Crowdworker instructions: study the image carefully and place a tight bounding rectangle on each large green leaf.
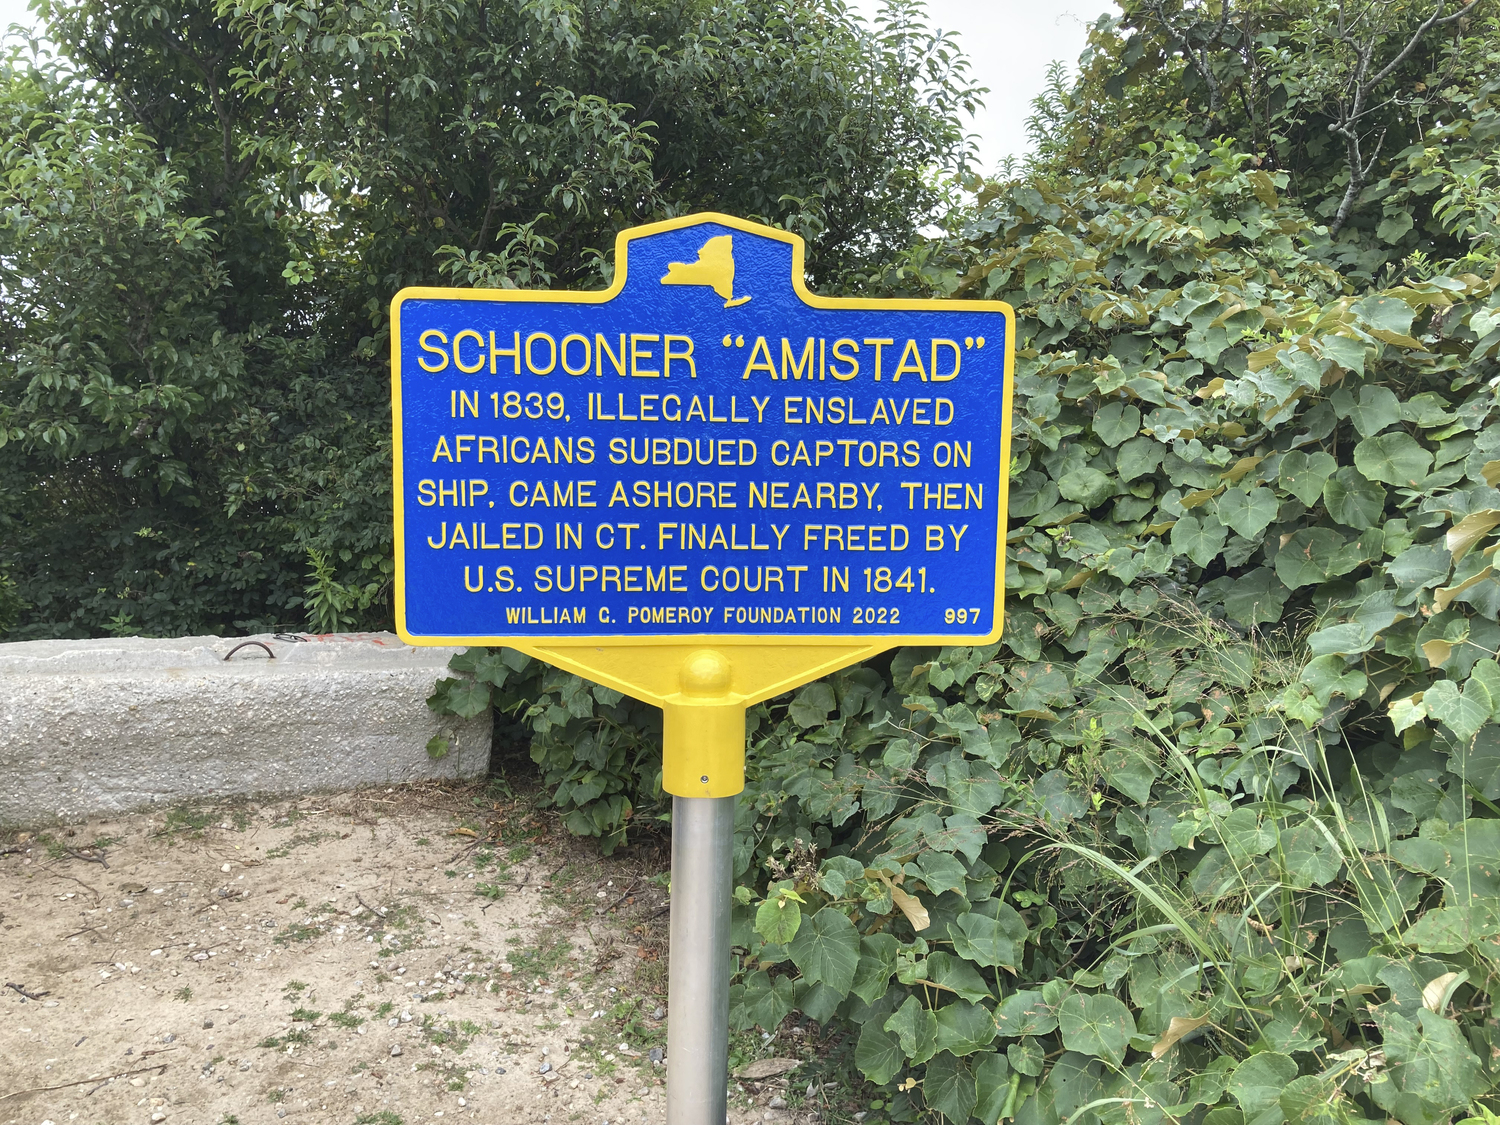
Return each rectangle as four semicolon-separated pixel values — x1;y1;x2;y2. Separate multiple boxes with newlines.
950;905;1028;970
1057;993;1134;1067
856;1019;904;1084
851;934;901;1003
1171;513;1228;567
1354;431;1433;487
886;994;939;1064
934;1000;999;1056
1278;450;1337;506
1094;401;1142;447
1217;485;1279;540
787;907;860;996
1274;528;1362;589
993;990;1058;1037
1227;1052;1297;1119
925;1051;979;1122
1322;466;1386;527
1347;384;1402;437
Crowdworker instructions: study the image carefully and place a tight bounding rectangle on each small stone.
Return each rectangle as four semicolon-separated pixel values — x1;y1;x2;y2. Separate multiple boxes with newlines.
539;1062;551;1073
495;1067;506;1075
768;1097;787;1109
150;1114;167;1123
202;1019;214;1029
390;1045;402;1058
130;1078;146;1087
238;1059;252;1072
648;1047;664;1064
160;1033;175;1043
220;864;231;873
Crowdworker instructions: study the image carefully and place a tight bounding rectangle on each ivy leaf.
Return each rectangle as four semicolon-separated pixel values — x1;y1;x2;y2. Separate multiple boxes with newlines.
1116;435;1164;482
855;1020;904;1084
1354;432;1433;487
1227;1052;1298;1119
1058;992;1134;1067
1322;466;1386;528
1352;294;1417;336
756;892;804;946
925;1051;979;1122
927;951;994;1003
950;905;1028;970
739;970;796;1032
1216;485;1279;540
1058;466;1113;508
934;1001;999;1056
1278;450;1337;506
851;934;901;1004
1221;568;1290;626
1094;401;1141;447
434;677;490;719
1301;654;1368;706
1274;528;1362;589
885;994;938;1063
1170;513;1228;567
1423;677;1491;742
787;907;860;996
789;682;836;727
917;851;970;895
1347;384;1402;437
974;1051;1013;1124
993;990;1058;1037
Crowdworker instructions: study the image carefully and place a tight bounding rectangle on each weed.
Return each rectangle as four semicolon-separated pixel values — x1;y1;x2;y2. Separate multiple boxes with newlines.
376;1001;396;1017
173;986;193;1002
330;1011;365;1029
158;806;216;839
354;1114;403;1125
267;1090;287;1104
265;831;336;859
289;1008;322;1022
274;922;322;945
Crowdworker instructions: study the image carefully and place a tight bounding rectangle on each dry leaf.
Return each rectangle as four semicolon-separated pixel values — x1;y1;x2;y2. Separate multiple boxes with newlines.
449;828;478;838
1446;510;1500;562
1421;638;1453;668
1181;487;1222;510
1151;1014;1210;1058
1483;460;1500;488
890;886;930;932
1435;567;1493;613
1422;970;1466;1013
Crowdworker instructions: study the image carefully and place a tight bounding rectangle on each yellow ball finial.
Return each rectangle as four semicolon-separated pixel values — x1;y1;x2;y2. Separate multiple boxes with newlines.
680;649;731;697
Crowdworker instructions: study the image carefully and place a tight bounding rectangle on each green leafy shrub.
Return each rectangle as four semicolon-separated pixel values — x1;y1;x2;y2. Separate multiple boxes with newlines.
429;72;1500;1125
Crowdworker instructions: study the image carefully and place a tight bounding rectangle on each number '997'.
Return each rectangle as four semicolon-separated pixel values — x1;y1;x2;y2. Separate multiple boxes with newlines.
945;608;982;625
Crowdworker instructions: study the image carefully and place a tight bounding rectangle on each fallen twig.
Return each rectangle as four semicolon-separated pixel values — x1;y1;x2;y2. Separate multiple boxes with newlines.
1;1062;168;1102
64;847;109;869
4;982;48;1001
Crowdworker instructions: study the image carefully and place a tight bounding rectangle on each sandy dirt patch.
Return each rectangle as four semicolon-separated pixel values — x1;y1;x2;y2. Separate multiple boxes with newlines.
0;783;833;1125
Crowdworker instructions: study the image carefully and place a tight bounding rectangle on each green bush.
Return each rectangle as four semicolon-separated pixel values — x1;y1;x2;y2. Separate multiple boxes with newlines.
429;11;1500;1120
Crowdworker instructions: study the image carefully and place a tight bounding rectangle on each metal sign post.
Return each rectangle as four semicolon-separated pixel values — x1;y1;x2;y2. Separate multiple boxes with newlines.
390;213;1013;1123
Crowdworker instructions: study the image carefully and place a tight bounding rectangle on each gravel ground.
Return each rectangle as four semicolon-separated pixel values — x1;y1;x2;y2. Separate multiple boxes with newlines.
0;782;830;1125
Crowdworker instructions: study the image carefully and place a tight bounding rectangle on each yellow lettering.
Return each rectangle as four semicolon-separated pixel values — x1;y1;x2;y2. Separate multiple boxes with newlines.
418;330;449;372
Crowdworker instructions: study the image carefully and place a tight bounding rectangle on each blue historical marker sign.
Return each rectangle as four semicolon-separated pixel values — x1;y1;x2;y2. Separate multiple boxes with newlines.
392;214;1014;645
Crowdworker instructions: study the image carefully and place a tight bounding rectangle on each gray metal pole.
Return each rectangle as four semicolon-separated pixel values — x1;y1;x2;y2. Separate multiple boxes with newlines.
666;793;736;1125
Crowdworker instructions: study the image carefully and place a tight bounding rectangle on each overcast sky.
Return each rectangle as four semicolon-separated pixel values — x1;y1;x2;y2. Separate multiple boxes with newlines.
0;0;1111;170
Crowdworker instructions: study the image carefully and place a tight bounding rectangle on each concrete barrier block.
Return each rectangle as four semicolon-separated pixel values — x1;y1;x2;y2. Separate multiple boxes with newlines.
0;632;491;826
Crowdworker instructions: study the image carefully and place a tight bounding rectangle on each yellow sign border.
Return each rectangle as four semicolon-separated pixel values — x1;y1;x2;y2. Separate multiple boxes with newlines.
391;212;1015;694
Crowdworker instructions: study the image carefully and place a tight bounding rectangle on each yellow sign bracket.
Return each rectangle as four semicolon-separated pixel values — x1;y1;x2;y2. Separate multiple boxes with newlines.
513;642;886;796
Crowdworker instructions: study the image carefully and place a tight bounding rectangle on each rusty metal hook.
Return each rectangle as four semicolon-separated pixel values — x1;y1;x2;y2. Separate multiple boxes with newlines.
223;641;275;661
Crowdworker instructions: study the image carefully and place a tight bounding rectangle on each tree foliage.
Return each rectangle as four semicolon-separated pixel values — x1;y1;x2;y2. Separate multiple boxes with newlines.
0;0;977;637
